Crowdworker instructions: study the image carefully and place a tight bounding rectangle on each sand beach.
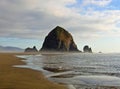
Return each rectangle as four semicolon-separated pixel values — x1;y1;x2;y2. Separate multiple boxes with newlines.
0;53;67;89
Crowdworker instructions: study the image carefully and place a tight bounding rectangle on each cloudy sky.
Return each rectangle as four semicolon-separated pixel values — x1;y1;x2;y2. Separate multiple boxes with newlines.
0;0;120;53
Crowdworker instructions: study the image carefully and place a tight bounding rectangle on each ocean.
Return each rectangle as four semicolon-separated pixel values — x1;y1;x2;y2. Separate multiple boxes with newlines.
15;53;120;89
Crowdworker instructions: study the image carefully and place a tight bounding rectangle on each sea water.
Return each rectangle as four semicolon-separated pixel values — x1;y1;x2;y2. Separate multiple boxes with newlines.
15;53;120;89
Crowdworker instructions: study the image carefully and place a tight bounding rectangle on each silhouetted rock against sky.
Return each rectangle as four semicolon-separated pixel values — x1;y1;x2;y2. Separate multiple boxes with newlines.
83;45;92;53
40;26;79;52
25;46;38;52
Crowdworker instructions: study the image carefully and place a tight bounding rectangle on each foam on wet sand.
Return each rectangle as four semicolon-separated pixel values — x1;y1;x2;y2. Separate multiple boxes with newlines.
0;53;67;89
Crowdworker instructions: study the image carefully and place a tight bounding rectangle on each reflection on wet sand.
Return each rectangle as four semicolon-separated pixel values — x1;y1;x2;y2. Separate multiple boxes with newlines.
17;53;120;89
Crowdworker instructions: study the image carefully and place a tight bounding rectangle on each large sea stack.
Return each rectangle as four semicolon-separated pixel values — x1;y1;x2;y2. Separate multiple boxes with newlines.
40;26;79;52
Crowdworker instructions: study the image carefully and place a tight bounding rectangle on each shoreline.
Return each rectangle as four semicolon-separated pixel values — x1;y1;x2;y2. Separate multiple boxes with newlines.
16;52;120;89
0;53;67;89
1;52;120;89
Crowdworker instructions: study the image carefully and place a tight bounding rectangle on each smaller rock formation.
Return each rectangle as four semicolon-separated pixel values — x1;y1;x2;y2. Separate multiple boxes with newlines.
99;51;102;53
83;45;92;53
24;46;38;52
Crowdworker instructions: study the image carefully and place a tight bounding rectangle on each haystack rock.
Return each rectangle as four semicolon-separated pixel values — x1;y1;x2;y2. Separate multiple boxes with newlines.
83;45;92;53
25;46;38;52
40;26;79;52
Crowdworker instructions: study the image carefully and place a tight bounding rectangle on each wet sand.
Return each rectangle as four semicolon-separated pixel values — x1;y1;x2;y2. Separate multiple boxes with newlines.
0;53;67;89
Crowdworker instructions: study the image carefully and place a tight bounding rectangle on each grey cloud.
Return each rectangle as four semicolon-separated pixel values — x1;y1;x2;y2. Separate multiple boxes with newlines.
0;0;120;40
0;8;69;39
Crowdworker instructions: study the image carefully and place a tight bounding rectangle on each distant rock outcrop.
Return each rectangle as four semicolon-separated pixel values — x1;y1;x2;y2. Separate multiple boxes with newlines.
83;45;92;53
40;26;79;52
24;46;38;52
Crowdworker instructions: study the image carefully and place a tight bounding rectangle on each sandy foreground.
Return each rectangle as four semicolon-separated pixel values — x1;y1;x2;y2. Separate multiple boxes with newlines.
0;53;67;89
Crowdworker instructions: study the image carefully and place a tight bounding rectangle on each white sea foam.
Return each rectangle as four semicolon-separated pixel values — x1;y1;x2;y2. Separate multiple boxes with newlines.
73;75;120;86
15;53;120;88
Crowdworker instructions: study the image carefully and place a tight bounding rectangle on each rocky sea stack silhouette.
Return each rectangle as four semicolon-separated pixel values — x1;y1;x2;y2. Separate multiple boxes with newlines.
83;45;92;53
40;26;79;52
25;46;38;52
